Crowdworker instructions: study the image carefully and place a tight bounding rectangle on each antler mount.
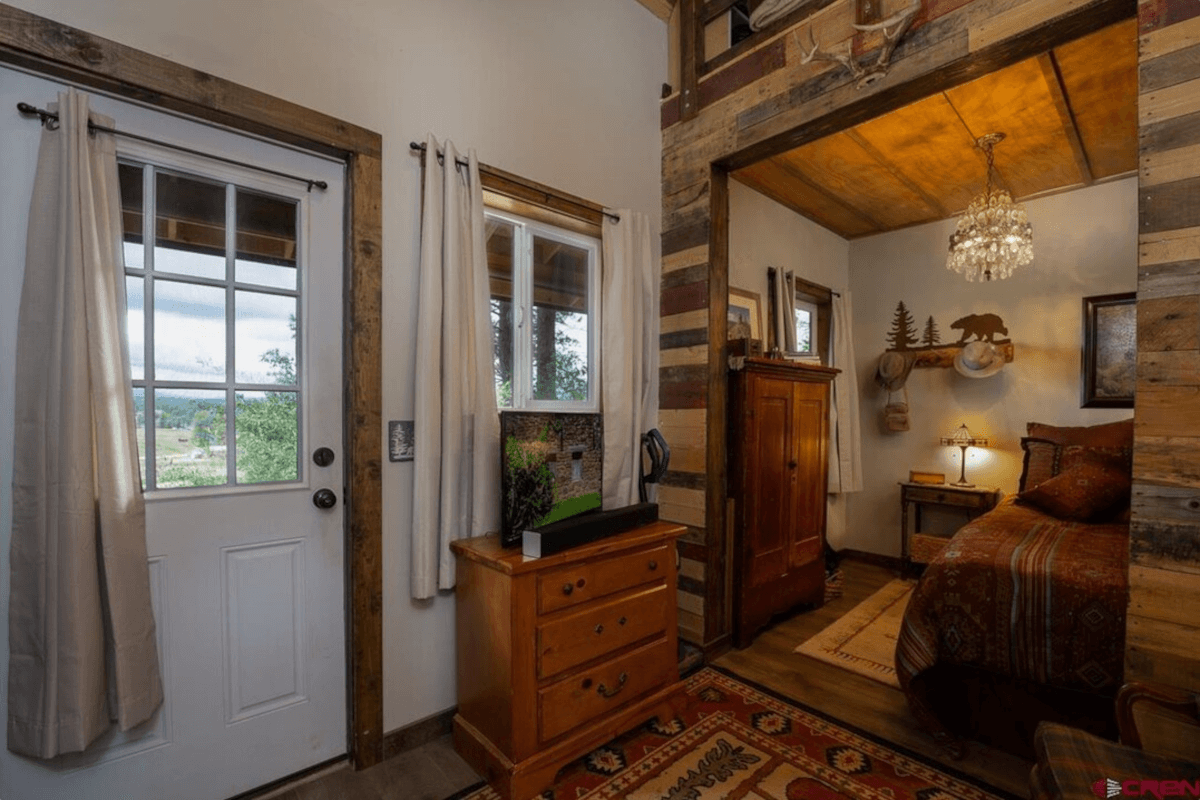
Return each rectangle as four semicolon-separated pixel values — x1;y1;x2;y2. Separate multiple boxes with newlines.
799;0;921;90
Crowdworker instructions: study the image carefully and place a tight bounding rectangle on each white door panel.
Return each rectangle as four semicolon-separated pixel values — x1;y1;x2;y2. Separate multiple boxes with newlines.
0;65;346;800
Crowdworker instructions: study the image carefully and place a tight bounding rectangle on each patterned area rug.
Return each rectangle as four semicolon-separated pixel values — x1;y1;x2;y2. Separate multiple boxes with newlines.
451;666;1018;800
794;579;915;689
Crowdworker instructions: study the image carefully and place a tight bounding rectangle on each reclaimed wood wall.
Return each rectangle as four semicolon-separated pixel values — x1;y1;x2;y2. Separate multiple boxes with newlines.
1127;0;1200;700
657;0;1153;655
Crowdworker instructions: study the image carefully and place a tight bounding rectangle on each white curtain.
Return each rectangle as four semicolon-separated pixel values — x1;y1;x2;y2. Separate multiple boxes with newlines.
772;267;797;353
827;291;863;493
411;135;499;599
9;89;162;758
601;210;659;508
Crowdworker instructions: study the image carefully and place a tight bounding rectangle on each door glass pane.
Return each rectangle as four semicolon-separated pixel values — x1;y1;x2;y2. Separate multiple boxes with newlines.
154;280;226;382
126;276;145;380
486;218;516;407
118;163;144;270
155;172;226;280
155;388;226;488
236;189;297;290
236;391;299;484
236;291;297;385
530;235;589;403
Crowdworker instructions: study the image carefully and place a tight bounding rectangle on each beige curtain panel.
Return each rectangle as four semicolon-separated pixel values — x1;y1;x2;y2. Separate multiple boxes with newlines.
411;135;499;599
601;210;659;508
9;89;162;758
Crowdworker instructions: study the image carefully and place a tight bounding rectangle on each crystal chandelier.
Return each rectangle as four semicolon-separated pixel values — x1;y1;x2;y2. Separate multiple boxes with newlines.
946;132;1033;282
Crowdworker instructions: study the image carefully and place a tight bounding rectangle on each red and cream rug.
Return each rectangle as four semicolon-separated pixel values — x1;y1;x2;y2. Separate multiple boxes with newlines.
452;666;1018;800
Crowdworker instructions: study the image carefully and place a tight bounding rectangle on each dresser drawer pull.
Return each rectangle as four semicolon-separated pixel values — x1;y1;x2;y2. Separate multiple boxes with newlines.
648;560;658;571
594;624;604;634
596;672;628;698
618;616;627;626
562;583;573;596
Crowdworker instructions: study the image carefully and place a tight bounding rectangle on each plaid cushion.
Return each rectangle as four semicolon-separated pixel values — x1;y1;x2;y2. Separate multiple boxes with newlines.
1032;722;1200;800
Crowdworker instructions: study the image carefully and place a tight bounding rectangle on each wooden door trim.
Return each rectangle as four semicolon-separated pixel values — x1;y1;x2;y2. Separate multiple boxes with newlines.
0;3;386;770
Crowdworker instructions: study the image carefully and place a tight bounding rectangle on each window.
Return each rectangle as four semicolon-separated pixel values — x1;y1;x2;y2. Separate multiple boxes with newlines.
793;298;818;357
119;161;304;490
485;209;599;411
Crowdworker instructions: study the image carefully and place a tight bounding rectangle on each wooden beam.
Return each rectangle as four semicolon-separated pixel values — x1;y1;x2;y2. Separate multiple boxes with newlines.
681;0;702;121
0;1;386;772
705;166;730;645
636;0;676;22
1039;51;1094;185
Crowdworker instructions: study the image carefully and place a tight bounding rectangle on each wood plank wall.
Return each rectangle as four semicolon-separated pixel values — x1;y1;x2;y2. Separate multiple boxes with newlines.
1128;0;1200;704
658;0;1144;655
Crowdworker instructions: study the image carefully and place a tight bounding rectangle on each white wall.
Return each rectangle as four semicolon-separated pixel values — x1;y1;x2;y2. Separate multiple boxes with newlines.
729;179;852;546
5;0;667;732
845;178;1138;556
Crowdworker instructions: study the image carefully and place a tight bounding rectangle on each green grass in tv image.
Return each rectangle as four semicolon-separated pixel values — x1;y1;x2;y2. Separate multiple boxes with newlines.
537;492;602;527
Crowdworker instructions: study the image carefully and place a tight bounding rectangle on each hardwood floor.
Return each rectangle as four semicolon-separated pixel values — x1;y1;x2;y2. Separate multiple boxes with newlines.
714;558;1034;798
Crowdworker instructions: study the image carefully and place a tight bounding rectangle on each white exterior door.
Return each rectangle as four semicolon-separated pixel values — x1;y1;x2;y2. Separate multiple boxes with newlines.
0;67;347;800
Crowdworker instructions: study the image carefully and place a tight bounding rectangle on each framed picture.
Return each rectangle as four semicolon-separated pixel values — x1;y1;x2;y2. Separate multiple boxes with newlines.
728;287;763;341
1082;292;1136;408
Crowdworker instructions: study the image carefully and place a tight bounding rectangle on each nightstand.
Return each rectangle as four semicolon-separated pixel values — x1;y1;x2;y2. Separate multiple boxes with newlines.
899;482;999;574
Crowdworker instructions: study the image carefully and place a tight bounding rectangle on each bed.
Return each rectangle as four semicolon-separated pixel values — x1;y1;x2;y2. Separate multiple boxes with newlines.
894;418;1134;758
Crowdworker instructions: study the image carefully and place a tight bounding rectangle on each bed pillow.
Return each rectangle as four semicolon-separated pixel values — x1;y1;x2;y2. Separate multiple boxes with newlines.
1019;419;1134;491
1017;451;1132;521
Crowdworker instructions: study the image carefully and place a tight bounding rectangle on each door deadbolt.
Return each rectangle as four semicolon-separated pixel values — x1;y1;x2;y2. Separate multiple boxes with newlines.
312;447;335;467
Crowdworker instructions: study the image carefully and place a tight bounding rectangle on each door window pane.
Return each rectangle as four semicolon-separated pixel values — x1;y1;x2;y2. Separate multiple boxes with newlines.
127;276;145;380
155;172;226;280
486;218;515;407
154;280;226;382
530;235;589;403
154;388;227;488
236;291;297;385
236;189;297;290
236;391;299;483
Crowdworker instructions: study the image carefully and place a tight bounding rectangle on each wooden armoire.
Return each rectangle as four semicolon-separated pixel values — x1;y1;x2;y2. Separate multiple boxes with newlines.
728;358;837;648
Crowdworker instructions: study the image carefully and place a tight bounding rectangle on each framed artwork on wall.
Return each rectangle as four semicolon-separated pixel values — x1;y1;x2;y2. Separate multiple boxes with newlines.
729;287;763;341
1081;292;1136;408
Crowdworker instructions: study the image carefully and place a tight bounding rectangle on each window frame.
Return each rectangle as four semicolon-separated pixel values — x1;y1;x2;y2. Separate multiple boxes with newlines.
485;207;601;414
117;140;315;498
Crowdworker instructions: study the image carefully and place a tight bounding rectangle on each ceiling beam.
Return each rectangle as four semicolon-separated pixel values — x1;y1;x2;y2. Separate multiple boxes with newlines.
1038;51;1094;186
635;0;675;22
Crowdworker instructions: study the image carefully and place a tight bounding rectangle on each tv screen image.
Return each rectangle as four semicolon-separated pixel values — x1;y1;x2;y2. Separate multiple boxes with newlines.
500;412;602;547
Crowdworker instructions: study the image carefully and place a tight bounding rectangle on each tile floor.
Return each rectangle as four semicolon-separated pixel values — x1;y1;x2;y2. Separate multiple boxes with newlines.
255;736;482;800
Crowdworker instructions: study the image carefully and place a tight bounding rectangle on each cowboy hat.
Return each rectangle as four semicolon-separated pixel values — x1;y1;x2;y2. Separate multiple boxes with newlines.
953;341;1005;379
876;351;915;391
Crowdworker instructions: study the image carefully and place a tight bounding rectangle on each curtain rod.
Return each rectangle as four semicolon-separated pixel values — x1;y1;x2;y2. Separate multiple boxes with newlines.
17;103;328;192
408;141;619;223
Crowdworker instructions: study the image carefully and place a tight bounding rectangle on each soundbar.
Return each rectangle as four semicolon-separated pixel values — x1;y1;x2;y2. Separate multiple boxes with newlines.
521;503;660;558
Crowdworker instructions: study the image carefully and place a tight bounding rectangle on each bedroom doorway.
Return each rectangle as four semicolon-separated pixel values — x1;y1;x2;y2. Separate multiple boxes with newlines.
0;65;348;800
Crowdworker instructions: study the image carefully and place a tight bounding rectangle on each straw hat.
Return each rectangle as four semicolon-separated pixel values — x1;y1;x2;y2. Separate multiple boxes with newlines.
953;341;1005;379
876;351;914;391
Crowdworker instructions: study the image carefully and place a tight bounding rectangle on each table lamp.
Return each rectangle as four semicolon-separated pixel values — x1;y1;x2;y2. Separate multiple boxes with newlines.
940;424;988;487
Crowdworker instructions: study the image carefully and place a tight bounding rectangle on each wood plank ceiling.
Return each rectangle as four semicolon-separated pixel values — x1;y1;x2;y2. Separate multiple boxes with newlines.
732;18;1138;239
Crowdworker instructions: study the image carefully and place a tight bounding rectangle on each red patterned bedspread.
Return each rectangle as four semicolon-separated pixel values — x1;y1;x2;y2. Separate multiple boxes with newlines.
895;497;1128;752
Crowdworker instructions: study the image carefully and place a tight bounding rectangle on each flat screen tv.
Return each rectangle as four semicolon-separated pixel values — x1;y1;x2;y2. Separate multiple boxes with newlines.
500;411;603;547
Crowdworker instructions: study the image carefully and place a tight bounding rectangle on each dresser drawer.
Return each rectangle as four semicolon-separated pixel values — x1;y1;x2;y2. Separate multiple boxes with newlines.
905;486;993;509
537;584;668;680
538;637;674;744
537;543;669;614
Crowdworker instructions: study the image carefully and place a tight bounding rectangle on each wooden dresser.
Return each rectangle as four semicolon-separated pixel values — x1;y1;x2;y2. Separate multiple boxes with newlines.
729;358;837;648
449;521;688;800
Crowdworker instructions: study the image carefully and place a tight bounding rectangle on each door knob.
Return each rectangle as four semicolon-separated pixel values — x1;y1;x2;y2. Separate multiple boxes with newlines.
312;488;337;509
313;447;335;467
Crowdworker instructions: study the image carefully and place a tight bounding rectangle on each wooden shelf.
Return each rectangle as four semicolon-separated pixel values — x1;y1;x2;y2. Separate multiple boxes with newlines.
905;341;1015;369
